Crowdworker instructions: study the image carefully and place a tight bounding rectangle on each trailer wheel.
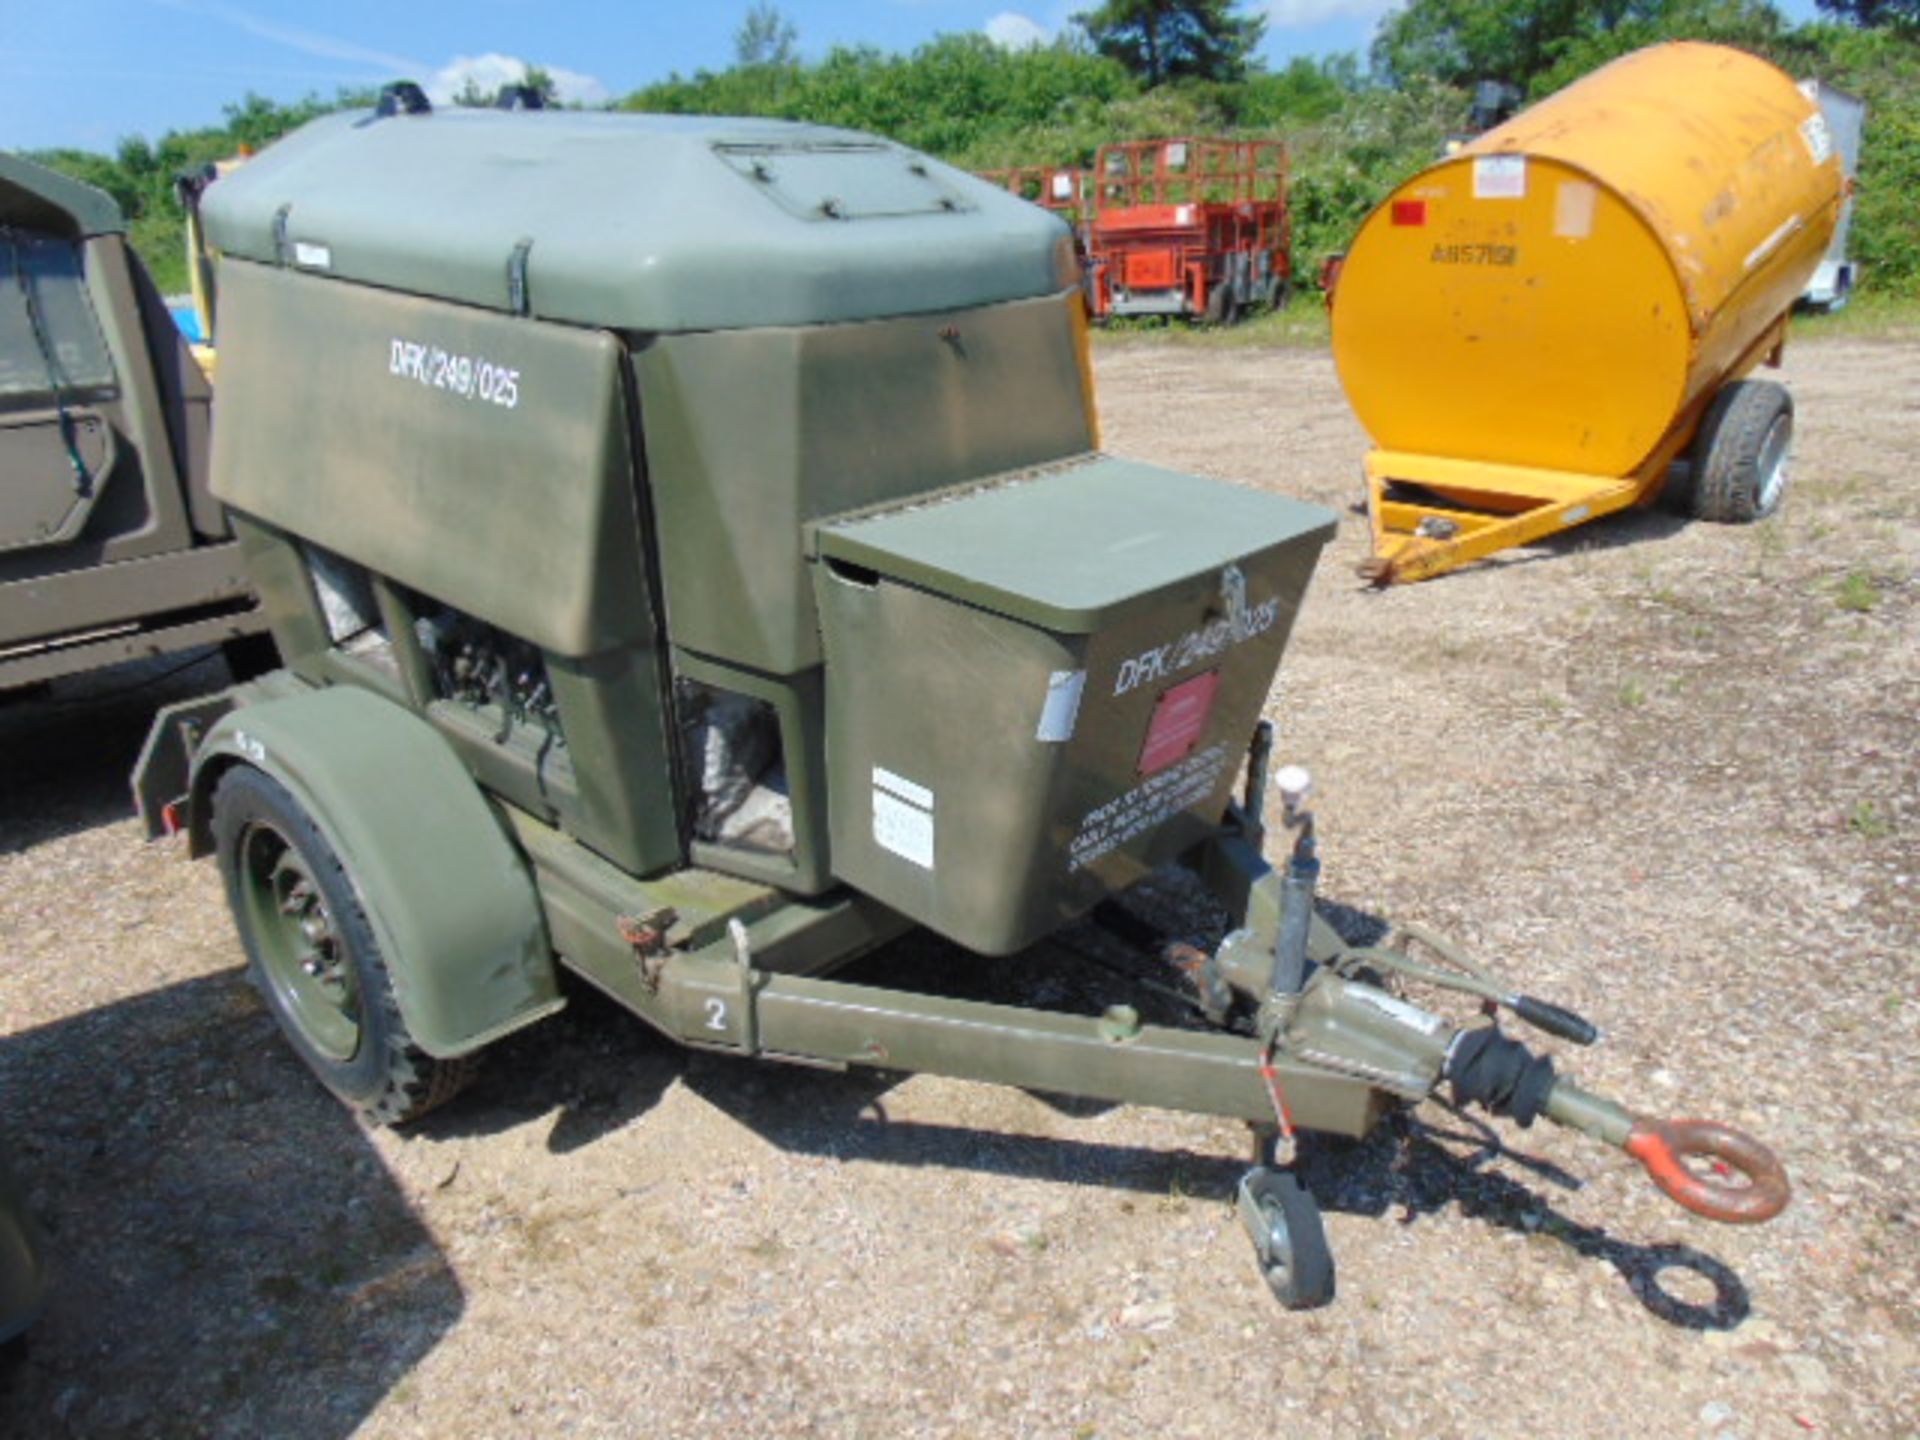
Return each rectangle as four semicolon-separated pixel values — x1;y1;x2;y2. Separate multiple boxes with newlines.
1204;283;1235;327
1239;1168;1335;1310
213;765;476;1125
1689;380;1793;524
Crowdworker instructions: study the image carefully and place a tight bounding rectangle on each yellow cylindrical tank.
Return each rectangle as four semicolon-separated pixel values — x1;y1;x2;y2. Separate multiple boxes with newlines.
1332;42;1844;480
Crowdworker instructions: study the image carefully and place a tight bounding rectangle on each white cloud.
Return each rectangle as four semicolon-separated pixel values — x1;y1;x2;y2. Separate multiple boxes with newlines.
152;0;425;72
1262;0;1397;26
426;53;610;108
150;7;611;108
985;13;1050;51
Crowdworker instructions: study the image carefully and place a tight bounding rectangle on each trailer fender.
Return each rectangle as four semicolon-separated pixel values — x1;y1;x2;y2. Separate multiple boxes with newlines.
189;685;561;1058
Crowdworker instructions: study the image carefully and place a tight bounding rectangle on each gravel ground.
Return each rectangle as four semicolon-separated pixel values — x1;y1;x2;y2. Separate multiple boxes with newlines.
2;336;1915;1439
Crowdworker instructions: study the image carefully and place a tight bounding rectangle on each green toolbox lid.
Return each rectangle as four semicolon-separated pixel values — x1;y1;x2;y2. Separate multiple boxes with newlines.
814;456;1337;634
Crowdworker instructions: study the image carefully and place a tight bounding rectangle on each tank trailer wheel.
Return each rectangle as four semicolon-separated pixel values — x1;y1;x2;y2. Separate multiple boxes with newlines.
1236;1168;1335;1310
1688;380;1793;524
212;765;475;1125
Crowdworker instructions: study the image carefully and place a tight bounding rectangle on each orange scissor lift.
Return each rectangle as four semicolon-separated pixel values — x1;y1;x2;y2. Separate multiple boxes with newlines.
977;165;1089;224
977;165;1092;274
1087;138;1290;325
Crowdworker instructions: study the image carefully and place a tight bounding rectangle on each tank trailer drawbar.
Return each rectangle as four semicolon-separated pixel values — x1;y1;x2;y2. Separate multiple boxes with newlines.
134;95;1788;1309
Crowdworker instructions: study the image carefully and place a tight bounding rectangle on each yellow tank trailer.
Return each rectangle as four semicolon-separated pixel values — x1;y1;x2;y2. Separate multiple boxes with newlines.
1332;42;1846;583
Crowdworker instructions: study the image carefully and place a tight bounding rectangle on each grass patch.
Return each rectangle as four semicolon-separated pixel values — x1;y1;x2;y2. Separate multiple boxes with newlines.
1848;801;1894;839
1794;290;1920;343
1617;677;1648;708
1092;292;1331;351
1747;520;1789;580
1834;570;1883;613
1090;286;1920;354
1089;286;1920;355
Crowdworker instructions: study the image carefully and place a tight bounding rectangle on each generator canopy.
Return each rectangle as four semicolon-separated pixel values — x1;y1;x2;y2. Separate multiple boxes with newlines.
200;109;1076;333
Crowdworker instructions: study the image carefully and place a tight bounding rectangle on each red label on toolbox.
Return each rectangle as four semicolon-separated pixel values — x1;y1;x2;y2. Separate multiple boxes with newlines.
1138;670;1222;775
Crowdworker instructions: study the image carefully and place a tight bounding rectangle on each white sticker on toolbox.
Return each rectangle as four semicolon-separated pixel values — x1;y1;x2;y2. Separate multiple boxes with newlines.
1066;743;1229;872
1113;600;1280;697
873;786;934;869
1473;155;1526;200
872;767;934;869
1035;669;1087;743
872;766;933;810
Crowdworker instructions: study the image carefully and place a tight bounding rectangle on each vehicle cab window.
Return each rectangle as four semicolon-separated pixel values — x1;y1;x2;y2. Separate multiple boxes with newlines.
0;228;118;407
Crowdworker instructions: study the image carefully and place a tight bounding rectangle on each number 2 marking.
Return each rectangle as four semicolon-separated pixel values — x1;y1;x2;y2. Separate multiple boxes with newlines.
704;998;729;1032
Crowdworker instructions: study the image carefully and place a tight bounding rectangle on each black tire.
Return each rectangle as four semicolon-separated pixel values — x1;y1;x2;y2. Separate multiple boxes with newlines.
1204;282;1234;327
212;765;475;1125
1687;380;1793;524
1243;1168;1336;1310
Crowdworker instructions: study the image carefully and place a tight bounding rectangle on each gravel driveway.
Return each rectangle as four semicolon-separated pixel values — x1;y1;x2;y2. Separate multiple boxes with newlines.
2;335;1914;1439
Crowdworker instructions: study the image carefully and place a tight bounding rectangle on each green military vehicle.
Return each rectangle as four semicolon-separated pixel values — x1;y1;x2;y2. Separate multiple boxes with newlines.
0;154;269;693
134;94;1787;1308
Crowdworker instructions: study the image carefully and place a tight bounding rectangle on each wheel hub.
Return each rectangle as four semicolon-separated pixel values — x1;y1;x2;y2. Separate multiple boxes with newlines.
1756;412;1791;514
239;822;362;1062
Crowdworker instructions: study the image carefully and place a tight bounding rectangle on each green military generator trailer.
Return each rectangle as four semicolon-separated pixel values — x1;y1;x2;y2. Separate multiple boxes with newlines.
134;93;1786;1308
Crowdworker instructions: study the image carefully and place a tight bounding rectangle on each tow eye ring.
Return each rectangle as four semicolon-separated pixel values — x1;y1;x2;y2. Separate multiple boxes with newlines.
1625;1118;1791;1224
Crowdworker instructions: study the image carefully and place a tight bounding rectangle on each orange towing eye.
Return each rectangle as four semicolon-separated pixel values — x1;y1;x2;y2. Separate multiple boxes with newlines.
1624;1118;1791;1224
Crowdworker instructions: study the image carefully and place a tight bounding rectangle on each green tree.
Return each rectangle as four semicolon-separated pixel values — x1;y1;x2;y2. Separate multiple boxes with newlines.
1074;0;1266;85
451;64;558;108
1529;1;1786;95
736;5;800;67
523;64;561;105
625;32;1132;158
220;92;342;151
1372;0;1797;90
1370;0;1639;87
1237;55;1361;125
1815;0;1918;26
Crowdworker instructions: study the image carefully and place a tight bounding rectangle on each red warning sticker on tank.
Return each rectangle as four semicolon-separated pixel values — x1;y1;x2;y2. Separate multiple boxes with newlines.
1138;670;1222;776
1392;199;1427;227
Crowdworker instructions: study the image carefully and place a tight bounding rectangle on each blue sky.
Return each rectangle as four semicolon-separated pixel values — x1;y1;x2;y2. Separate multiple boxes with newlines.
2;0;1828;154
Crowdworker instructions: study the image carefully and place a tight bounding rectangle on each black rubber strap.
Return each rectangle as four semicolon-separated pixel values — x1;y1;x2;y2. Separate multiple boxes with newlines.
1445;1026;1557;1128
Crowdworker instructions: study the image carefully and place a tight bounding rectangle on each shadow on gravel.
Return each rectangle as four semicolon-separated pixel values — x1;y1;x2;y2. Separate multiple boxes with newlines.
0;973;461;1439
0;649;232;852
412;986;686;1156
423;893;1755;1333
1300;1110;1753;1331
672;1046;1751;1331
